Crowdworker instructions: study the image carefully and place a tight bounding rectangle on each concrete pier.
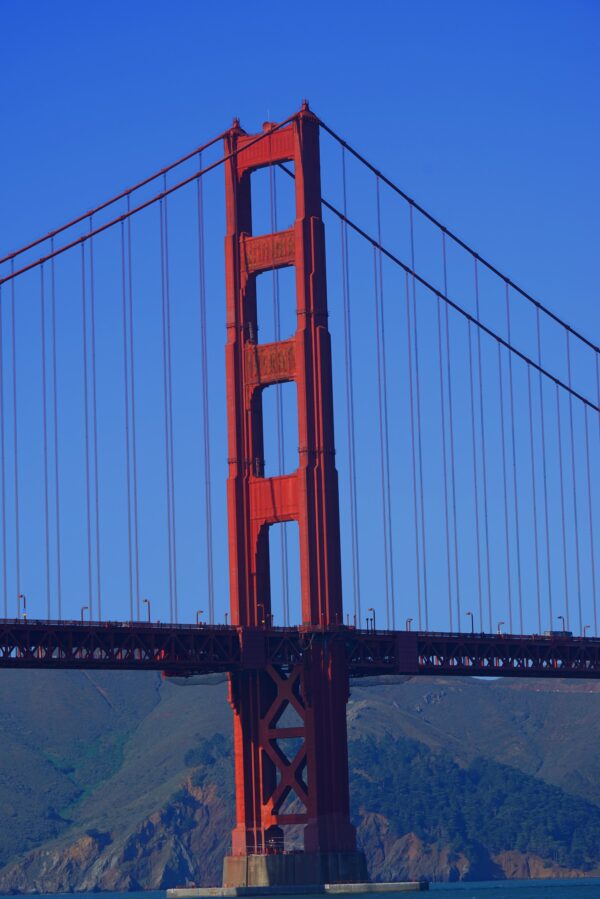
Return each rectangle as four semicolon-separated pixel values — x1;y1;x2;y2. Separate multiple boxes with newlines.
222;851;369;888
167;883;428;897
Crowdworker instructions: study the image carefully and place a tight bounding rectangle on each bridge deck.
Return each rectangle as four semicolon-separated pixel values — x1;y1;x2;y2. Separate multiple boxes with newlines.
1;620;599;679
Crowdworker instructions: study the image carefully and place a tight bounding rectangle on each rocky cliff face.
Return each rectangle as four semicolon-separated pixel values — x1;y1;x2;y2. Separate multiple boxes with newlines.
0;781;230;893
0;789;597;893
357;815;599;884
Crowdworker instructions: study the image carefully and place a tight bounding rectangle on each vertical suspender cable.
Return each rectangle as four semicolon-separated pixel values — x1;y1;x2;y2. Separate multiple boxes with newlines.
566;333;583;633
405;271;422;629
126;200;141;619
497;341;513;632
442;236;461;629
11;263;21;605
40;266;51;617
159;196;174;622
409;206;429;629
555;386;570;629
474;261;493;629
373;245;390;629
269;158;289;625
505;286;523;631
340;148;361;625
376;179;396;629
467;318;484;631
163;185;178;623
81;243;93;617
527;365;543;634
121;221;134;621
50;243;62;618
437;290;452;630
89;220;102;619
537;309;553;627
584;406;598;636
373;180;390;628
0;286;6;617
197;156;215;624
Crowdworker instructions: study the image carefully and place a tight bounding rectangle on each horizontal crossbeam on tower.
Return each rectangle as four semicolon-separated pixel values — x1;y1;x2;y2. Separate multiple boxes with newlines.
1;620;600;679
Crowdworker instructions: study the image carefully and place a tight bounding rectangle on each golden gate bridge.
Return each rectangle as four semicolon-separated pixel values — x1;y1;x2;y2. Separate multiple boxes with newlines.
0;103;598;889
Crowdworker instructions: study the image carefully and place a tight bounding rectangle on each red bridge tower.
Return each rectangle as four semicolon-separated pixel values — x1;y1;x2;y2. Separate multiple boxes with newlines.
222;105;367;886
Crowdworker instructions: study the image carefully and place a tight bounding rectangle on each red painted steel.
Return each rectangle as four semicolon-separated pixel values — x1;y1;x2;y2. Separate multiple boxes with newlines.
3;620;600;678
223;104;356;857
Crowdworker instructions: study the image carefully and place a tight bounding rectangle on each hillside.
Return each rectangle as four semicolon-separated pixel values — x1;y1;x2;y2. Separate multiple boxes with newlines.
0;670;599;890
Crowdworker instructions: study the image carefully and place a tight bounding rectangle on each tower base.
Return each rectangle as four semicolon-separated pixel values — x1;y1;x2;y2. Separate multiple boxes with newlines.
223;851;368;888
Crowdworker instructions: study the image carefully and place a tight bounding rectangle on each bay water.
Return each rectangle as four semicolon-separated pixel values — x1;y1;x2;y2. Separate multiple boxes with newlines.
4;883;600;899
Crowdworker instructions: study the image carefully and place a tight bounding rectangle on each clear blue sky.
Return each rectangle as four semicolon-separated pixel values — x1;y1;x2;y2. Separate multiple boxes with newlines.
0;1;598;631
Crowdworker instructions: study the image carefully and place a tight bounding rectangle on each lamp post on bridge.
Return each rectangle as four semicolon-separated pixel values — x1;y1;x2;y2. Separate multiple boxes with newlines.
497;620;505;635
584;624;591;638
367;607;376;633
466;611;474;635
80;605;89;623
17;593;26;620
406;617;413;632
143;598;151;623
558;615;565;633
196;609;204;626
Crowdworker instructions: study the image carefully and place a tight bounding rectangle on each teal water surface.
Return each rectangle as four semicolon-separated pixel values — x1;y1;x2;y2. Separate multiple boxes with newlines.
430;880;600;897
4;883;600;899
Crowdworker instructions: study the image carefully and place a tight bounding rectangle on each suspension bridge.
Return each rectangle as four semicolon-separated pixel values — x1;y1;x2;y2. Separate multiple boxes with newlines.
0;103;598;889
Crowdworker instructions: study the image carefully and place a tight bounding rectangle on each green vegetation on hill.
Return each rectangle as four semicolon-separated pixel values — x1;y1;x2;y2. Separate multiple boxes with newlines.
351;735;600;871
2;671;600;888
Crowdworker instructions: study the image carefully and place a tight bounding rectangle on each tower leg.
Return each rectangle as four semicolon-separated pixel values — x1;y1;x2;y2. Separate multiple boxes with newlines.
225;638;367;887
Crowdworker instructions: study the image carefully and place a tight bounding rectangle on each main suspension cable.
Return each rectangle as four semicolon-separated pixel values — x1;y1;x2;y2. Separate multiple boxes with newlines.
316;116;600;357
303;185;600;412
0;131;227;267
1;114;300;289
